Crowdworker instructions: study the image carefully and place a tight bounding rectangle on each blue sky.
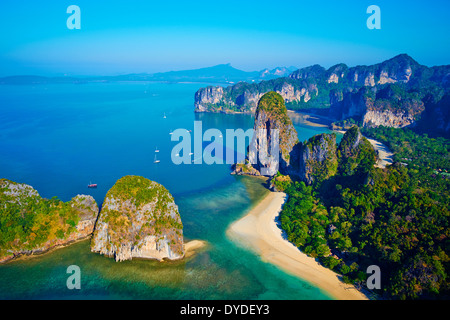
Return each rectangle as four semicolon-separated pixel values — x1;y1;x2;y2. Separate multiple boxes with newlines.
0;0;449;76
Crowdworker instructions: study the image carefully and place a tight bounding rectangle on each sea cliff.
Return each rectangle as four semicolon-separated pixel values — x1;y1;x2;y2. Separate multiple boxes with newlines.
91;176;185;262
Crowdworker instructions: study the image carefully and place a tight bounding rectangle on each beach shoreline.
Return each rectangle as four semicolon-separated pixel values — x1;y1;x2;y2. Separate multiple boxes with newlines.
287;110;333;128
226;191;370;300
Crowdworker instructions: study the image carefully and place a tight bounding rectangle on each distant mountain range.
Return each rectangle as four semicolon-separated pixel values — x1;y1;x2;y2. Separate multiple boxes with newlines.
0;64;297;85
194;54;450;137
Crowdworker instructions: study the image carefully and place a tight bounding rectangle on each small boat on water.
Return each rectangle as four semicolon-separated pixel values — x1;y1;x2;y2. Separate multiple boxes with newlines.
155;146;160;152
163;113;166;119
88;182;97;188
154;154;160;163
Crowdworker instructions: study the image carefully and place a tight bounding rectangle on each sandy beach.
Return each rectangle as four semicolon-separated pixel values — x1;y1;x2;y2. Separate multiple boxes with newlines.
366;138;394;168
227;192;369;300
184;239;207;258
287;110;333;128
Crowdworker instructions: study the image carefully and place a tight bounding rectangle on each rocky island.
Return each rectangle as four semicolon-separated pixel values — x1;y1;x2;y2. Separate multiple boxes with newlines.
91;175;185;262
0;179;99;263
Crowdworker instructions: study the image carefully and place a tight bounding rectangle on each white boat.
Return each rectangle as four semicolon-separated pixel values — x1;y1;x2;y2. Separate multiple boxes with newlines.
163;113;166;119
154;154;160;163
155;147;160;153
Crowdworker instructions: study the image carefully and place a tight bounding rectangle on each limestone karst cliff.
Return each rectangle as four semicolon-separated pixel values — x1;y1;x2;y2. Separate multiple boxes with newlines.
298;133;338;186
232;93;378;185
297;126;377;185
195;54;450;136
232;91;299;176
91;176;184;262
195;78;318;114
0;179;99;263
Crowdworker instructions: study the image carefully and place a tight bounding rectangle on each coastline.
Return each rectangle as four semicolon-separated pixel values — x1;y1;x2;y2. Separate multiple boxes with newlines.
226;191;369;300
184;240;207;259
287;110;333;128
1;238;207;264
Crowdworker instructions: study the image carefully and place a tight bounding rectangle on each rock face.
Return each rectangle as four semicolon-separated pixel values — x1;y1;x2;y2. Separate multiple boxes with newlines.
194;79;318;114
233;92;299;176
230;95;377;185
297;126;376;185
298;134;338;185
91;176;184;262
331;84;426;129
195;54;450;136
194;86;225;113
0;179;99;263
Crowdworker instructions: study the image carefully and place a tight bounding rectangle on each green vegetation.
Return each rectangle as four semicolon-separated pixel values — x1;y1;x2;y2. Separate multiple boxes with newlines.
0;179;93;260
361;126;450;193
270;172;293;192
279;127;449;299
257;91;289;120
256;92;299;163
94;176;183;250
301;133;338;186
337;126;377;177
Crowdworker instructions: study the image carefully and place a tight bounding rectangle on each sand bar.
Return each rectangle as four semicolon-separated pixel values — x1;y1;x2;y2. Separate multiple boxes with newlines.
227;192;369;300
184;240;207;259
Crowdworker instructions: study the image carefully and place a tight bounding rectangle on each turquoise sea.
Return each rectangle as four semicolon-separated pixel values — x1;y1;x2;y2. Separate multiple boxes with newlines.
0;82;338;300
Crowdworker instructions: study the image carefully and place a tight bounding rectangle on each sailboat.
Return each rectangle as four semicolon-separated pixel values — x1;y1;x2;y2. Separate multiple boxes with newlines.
154;154;160;163
87;181;97;188
169;129;173;135
163;112;166;119
155;146;160;153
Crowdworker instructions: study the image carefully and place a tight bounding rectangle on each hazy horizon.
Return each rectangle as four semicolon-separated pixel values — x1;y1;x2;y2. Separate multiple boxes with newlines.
1;0;449;77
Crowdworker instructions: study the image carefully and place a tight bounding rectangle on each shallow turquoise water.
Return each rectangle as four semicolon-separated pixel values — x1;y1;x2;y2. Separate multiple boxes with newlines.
0;82;335;299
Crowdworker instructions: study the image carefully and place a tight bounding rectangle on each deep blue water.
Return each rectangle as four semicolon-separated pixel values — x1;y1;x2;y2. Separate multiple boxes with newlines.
0;82;336;299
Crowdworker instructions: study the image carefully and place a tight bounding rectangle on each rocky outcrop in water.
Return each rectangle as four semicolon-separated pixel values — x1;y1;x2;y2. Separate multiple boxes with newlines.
91;176;184;262
232;92;299;176
0;179;99;263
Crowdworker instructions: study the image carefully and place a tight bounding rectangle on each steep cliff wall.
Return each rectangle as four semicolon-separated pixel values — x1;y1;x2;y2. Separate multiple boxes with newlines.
296;126;377;185
195;54;449;134
233;92;299;176
195;78;318;114
298;134;338;185
91;176;184;262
